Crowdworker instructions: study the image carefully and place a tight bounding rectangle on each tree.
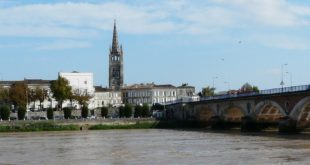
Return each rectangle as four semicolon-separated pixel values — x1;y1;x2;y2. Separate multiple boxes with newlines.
0;86;10;105
201;86;216;97
118;106;124;118
10;81;28;108
47;108;54;120
134;105;142;118
81;105;88;118
72;89;92;109
151;103;164;111
17;106;26;120
124;104;132;118
34;87;48;110
0;105;10;120
253;86;259;93
50;76;72;110
63;107;72;119
101;107;108;118
142;104;150;117
239;83;259;93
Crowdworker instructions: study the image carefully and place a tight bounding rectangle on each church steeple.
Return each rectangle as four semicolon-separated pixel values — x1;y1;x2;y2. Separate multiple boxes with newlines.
111;20;119;53
109;20;124;90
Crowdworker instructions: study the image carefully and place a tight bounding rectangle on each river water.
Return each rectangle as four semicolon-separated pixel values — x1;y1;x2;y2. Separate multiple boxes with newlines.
0;130;310;165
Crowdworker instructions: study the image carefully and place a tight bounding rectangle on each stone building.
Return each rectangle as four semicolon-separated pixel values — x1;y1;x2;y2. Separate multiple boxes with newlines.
93;86;122;107
122;83;177;105
176;83;196;99
109;20;124;90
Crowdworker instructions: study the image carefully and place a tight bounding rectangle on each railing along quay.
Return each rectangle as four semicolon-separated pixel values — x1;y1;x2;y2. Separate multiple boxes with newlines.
165;85;310;105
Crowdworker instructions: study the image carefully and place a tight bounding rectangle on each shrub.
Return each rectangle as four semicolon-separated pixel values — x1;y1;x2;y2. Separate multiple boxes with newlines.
101;107;108;118
63;107;72;119
17;106;26;120
142;104;150;117
124;104;132;118
0;105;11;120
118;106;124;118
47;108;54;120
81;105;88;118
134;105;142;118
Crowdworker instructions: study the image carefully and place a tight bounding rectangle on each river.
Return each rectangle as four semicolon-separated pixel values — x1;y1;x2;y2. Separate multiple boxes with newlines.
0;130;310;165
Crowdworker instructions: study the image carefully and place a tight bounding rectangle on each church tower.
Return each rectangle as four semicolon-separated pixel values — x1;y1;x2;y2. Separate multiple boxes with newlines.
109;20;124;90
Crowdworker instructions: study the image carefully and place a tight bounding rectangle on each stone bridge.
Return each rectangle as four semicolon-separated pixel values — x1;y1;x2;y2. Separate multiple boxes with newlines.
166;85;310;132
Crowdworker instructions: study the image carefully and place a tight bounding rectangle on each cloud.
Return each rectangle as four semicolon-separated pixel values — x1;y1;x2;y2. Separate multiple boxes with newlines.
0;0;310;50
34;40;92;51
250;34;310;50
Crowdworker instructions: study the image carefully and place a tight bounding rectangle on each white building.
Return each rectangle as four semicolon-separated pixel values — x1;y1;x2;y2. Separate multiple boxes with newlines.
93;86;122;107
59;72;95;96
122;83;177;105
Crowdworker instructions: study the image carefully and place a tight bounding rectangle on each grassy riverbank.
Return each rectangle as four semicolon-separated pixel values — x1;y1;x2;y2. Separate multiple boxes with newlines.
0;122;79;132
0;120;205;132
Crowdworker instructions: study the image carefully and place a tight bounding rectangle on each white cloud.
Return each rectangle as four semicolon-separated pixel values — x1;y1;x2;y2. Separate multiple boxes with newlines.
34;40;92;51
251;34;310;50
0;0;310;50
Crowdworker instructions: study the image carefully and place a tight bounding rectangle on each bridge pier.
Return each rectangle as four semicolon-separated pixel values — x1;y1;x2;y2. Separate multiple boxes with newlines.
241;116;259;132
278;116;297;133
210;116;225;130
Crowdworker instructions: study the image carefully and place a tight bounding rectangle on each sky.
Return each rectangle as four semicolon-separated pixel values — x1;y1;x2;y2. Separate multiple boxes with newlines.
0;0;310;92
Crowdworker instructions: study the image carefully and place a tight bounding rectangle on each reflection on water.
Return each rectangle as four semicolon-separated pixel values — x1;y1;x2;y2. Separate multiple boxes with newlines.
0;130;310;165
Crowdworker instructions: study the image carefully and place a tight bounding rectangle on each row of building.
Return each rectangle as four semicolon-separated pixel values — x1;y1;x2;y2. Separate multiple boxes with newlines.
0;72;196;111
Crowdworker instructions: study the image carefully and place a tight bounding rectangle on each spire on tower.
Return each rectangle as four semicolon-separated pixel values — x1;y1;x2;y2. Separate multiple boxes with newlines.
111;19;119;53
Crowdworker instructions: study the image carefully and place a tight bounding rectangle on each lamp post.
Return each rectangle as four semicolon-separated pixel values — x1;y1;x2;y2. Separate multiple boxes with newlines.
286;72;292;87
280;63;288;90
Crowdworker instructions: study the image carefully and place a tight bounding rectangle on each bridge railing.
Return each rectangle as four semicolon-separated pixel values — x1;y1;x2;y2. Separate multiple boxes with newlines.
260;85;310;94
165;84;310;105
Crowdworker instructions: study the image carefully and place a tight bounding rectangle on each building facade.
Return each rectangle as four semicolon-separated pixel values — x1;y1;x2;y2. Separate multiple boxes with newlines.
59;72;95;96
176;83;196;99
109;21;124;90
93;86;122;107
122;83;178;105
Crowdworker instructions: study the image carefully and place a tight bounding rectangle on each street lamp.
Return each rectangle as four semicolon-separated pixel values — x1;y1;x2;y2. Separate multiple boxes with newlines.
280;63;288;90
212;76;218;89
286;72;292;87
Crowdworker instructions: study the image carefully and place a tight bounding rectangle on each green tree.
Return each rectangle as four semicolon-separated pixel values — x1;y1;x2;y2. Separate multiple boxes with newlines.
0;86;10;105
50;76;72;110
81;105;89;118
101;107;108;118
63;107;72;119
35;87;48;110
72;89;92;109
47;108;54;120
0;105;11;120
10;81;28;108
253;86;259;93
124;104;132;118
201;86;216;97
151;103;164;111
142;104;150;117
118;106;124;118
17;106;26;120
134;105;142;118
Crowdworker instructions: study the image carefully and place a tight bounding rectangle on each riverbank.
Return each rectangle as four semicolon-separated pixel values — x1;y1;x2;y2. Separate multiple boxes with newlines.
0;119;207;132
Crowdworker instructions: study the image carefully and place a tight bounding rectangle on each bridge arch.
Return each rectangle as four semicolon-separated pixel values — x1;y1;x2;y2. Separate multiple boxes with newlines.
290;96;310;127
223;105;246;122
196;104;216;121
254;101;286;122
